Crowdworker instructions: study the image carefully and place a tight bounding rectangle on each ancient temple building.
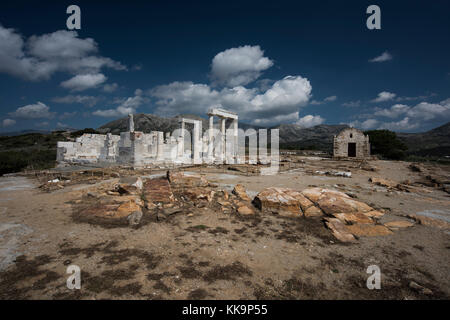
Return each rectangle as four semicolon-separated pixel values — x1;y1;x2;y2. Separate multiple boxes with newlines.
333;128;370;159
56;108;241;166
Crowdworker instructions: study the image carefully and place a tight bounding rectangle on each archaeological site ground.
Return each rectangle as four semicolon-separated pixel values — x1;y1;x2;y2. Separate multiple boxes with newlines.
0;155;448;300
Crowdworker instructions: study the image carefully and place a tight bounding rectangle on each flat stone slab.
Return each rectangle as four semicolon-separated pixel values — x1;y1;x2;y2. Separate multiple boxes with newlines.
384;220;415;229
143;177;174;204
324;218;356;242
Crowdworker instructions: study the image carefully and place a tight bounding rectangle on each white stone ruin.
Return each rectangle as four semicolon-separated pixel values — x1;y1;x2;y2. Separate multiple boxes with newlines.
56;108;248;167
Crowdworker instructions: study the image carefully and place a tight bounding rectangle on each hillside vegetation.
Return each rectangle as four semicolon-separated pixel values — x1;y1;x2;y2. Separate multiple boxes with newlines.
0;129;98;175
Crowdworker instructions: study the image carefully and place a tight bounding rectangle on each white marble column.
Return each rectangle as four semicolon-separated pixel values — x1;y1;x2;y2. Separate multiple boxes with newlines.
156;131;164;161
221;117;226;161
128;114;135;132
207;116;214;161
193;121;200;164
233;119;238;163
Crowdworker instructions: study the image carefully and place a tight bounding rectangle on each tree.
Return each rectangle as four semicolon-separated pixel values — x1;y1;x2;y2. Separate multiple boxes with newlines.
364;129;408;160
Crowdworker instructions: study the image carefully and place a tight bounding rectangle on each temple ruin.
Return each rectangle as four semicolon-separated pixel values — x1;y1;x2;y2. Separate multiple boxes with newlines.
56;108;242;166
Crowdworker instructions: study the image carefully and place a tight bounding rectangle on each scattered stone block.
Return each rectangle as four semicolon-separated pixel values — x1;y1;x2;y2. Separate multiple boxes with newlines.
332;212;374;224
324;218;356;242
301;187;350;203
253;187;303;217
232;184;251;201
127;210;143;226
115;176;143;195
362;210;385;218
369;177;399;189
143;177;174;204
237;204;255;215
303;205;323;217
409;281;433;295
316;194;373;215
345;224;393;237
384;220;414;229
407;214;450;230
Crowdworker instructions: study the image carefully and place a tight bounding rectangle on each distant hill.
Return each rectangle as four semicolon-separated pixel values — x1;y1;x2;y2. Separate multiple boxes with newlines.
98;113;263;135
0;129;51;136
397;122;450;157
274;124;349;151
98;114;450;156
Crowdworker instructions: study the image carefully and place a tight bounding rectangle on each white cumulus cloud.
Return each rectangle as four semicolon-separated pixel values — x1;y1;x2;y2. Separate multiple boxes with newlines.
379;117;419;131
150;75;312;125
371;91;396;103
295;115;325;128
60;73;107;91
0;25;126;81
210;45;273;87
369;51;393;63
310;95;337;105
348;119;379;130
9;102;55;119
374;104;410;118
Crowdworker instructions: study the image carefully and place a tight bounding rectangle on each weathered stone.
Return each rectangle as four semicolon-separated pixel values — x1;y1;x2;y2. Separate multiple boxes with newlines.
282;189;315;212
162;207;182;215
362;210;385;218
384;220;415;229
409;281;433;295
301;187;350;203
143;177;174;204
406;214;450;230
100;195;143;207
218;200;232;207
303;205;323;217
332;212;374;224
324;218;356;242
127;210;143;226
82;204;120;218
168;171;209;188
145;201;157;210
115;176;143;195
237;205;255;215
253;187;302;217
316;194;373;215
345;224;393;237
369;177;399;189
183;188;215;202
232;184;251;201
116;200;142;218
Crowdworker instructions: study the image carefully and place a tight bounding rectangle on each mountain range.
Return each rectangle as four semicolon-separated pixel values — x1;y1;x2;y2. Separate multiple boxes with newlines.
97;113;450;156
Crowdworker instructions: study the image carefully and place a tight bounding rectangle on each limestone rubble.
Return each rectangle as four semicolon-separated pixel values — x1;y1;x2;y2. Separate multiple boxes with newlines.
67;170;440;242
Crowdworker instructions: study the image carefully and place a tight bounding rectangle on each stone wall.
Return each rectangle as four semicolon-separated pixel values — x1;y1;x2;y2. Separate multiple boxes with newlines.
333;128;370;159
57;131;182;166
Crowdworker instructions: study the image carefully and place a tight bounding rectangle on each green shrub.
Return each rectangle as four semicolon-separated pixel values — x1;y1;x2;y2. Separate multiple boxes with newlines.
0;149;56;175
364;130;408;160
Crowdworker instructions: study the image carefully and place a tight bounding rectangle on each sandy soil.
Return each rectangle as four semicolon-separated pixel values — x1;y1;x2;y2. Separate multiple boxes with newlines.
0;158;449;300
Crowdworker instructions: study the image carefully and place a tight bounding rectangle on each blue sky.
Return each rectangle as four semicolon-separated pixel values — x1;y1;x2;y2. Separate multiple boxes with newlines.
0;0;449;133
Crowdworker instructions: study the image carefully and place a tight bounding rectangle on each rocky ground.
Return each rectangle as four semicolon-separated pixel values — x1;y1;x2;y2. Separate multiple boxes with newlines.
0;157;449;300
